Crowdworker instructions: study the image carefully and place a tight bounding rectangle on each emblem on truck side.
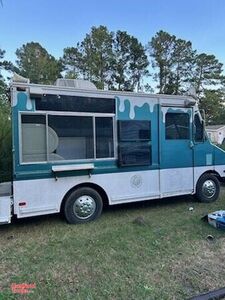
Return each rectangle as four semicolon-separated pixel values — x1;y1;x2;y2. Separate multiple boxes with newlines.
130;175;142;188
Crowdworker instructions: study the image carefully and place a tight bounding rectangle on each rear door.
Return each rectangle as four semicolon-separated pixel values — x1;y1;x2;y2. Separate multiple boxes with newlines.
159;107;194;197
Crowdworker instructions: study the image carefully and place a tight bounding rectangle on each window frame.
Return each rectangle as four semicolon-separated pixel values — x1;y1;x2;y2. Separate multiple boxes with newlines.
165;112;190;140
95;116;115;159
19;111;117;165
117;120;152;167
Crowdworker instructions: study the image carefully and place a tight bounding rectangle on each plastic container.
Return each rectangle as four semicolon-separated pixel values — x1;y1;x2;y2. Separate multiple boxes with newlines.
208;210;225;229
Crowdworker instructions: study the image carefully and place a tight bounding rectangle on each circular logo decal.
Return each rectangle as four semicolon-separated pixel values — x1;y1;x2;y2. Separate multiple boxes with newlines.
130;175;142;188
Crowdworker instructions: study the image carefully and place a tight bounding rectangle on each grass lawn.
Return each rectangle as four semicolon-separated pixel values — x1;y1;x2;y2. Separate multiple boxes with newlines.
1;189;225;300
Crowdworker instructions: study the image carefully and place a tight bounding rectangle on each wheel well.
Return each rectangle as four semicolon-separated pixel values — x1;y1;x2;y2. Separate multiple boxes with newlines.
60;183;109;213
199;170;222;182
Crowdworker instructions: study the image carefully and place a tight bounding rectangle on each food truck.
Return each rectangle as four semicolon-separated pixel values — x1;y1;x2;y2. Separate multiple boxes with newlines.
0;75;224;224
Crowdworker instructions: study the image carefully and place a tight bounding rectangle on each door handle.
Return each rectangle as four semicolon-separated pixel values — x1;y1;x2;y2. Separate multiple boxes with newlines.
190;141;194;149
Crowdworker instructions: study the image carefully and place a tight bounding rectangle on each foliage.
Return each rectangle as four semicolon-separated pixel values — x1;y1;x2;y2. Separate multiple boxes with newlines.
0;49;12;182
80;26;115;89
190;53;225;96
148;30;225;125
0;76;6;101
0;98;12;182
149;31;225;97
112;30;149;91
0;49;13;74
60;47;82;79
61;26;149;91
15;42;62;84
62;26;114;89
0;29;224;154
111;30;131;90
199;89;225;125
127;36;149;91
0;49;12;97
148;30;195;94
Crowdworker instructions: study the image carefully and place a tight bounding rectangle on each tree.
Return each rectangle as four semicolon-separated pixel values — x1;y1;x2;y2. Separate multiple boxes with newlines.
199;89;225;125
0;48;12;96
60;47;83;79
62;26;114;89
81;26;115;89
111;31;149;91
111;31;131;90
62;27;149;91
0;48;11;107
0;49;12;182
15;42;62;84
0;96;12;182
148;30;194;94
148;31;175;93
190;53;224;96
169;38;195;94
128;36;149;91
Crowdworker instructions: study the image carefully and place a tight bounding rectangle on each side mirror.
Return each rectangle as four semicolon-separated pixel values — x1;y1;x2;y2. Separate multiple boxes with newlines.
193;123;196;136
202;120;206;141
194;113;205;143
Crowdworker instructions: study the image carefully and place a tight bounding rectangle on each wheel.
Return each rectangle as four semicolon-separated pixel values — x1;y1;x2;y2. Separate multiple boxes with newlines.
64;187;103;224
195;173;220;203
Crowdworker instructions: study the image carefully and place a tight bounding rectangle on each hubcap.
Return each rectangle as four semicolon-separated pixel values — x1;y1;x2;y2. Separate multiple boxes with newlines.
202;180;216;198
73;195;96;219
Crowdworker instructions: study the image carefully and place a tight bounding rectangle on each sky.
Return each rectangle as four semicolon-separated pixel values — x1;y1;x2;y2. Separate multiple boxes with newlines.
1;0;225;71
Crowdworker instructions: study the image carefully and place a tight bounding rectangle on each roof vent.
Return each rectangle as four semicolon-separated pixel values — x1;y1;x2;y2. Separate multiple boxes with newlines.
12;73;30;84
55;79;97;90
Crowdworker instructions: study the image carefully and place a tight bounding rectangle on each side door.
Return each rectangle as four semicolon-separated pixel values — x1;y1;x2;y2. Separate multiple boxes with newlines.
159;107;194;197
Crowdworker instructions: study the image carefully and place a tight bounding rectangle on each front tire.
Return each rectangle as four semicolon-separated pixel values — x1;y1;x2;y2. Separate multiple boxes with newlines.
64;187;103;224
195;173;220;203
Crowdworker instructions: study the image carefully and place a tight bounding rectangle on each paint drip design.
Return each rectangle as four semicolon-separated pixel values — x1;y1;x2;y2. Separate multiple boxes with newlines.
26;98;33;110
13;92;33;110
117;96;155;119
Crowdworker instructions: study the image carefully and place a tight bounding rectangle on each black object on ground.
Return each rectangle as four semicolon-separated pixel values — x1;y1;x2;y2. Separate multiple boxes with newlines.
132;216;146;226
201;214;208;222
188;287;225;300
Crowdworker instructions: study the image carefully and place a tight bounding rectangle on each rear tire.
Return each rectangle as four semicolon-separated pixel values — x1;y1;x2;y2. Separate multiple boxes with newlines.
64;187;103;224
195;173;220;203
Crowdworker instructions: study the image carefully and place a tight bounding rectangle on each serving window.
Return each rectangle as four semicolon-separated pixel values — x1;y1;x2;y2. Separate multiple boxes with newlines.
20;113;115;163
118;120;151;167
